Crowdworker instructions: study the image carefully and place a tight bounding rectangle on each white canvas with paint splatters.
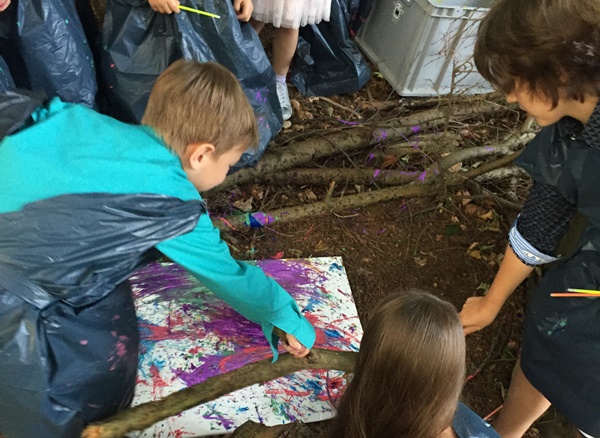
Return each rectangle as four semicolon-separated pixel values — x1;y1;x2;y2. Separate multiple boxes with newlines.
126;257;361;437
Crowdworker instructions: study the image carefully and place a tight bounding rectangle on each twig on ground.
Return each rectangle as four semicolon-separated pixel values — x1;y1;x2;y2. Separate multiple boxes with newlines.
311;96;363;120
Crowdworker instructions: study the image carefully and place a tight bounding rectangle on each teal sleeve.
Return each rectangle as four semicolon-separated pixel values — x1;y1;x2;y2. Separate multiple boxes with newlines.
156;213;316;360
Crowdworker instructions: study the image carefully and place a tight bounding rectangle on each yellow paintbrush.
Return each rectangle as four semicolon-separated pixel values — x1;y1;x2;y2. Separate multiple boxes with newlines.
178;4;220;18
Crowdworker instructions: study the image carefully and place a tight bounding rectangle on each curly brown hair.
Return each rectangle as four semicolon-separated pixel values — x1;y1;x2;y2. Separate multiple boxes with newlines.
474;0;600;106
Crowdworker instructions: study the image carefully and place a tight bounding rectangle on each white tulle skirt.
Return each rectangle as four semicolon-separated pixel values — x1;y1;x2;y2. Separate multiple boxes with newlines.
252;0;332;29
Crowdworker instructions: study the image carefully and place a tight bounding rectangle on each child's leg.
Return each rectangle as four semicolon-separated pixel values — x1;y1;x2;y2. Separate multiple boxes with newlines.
250;18;265;33
271;26;298;120
272;27;299;77
493;361;551;438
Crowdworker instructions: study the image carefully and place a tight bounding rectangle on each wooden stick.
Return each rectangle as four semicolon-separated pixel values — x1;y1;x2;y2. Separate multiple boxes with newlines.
310;96;364;120
81;349;356;438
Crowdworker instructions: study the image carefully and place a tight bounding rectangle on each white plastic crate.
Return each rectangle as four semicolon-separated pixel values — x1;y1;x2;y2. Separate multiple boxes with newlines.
355;0;494;96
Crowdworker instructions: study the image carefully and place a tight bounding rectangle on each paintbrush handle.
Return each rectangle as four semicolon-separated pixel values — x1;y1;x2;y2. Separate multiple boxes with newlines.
178;5;220;18
567;288;600;295
551;293;600;297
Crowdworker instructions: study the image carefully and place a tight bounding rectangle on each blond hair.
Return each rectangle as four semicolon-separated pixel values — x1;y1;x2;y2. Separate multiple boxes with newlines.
328;290;466;438
142;60;258;154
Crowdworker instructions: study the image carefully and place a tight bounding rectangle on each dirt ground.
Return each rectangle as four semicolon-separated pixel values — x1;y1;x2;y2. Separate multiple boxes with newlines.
212;199;576;437
205;72;578;437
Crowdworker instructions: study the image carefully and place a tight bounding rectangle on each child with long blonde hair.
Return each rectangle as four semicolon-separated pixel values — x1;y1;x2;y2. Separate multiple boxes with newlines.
329;290;499;438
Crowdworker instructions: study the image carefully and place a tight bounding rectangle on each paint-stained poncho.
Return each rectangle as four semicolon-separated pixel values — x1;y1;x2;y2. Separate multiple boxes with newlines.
514;104;600;437
0;97;315;438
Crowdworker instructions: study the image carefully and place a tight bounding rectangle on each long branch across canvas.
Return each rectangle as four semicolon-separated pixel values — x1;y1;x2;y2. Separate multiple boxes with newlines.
128;257;362;437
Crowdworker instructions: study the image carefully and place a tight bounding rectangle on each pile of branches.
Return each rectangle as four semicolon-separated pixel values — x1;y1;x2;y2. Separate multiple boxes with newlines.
209;94;535;231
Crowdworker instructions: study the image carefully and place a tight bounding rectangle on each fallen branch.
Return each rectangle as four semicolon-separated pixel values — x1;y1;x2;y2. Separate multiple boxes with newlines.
231;420;316;438
215;148;524;230
215;183;438;230
259;168;422;187
255;133;532;188
474;166;528;183
81;349;356;438
217;100;505;189
376;133;461;156
437;133;534;171
230;421;289;438
452;151;522;182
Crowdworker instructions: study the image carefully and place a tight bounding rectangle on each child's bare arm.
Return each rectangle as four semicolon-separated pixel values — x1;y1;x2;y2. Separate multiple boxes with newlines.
0;0;10;12
148;0;180;14
460;245;534;334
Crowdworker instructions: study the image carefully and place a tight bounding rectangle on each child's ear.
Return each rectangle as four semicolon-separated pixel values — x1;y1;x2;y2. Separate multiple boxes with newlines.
183;143;216;170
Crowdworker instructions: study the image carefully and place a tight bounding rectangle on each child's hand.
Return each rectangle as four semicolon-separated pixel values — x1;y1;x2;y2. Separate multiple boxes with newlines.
459;296;503;335
281;333;310;358
233;0;253;22
0;0;11;12
148;0;180;14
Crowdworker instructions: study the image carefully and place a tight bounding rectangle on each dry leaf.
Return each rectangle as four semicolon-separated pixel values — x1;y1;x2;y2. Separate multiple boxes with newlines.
233;196;254;212
283;120;292;129
456;190;472;205
468;242;479;251
298;188;318;202
447;162;463;173
289;248;303;257
381;155;398;168
479;210;494;220
315;240;329;252
325;106;334;117
464;203;481;216
413;257;428;267
468;250;482;260
435;234;442;242
290;99;301;111
250;185;264;200
301;111;314;120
